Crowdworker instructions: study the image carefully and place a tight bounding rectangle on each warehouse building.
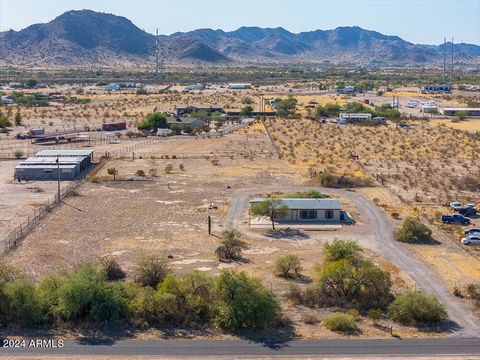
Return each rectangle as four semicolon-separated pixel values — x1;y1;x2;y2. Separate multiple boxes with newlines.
15;150;94;181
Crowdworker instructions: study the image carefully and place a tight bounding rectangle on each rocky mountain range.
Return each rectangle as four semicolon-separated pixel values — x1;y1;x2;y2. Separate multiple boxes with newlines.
0;9;479;67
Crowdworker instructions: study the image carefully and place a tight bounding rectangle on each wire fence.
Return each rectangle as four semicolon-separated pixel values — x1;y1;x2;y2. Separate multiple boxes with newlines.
1;181;79;255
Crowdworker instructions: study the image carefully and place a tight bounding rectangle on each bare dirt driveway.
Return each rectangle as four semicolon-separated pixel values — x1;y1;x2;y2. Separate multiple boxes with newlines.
223;185;480;338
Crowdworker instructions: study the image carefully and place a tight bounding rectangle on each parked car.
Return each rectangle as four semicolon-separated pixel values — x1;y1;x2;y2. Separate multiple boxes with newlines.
209;201;218;209
458;206;477;216
441;214;471;225
464;228;480;235
461;235;480;245
449;202;462;211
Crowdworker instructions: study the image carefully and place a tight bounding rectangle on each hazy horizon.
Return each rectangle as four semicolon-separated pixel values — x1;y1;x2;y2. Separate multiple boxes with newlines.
0;0;479;45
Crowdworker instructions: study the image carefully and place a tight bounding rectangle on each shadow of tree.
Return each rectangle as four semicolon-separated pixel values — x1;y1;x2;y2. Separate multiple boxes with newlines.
232;320;296;350
264;229;310;240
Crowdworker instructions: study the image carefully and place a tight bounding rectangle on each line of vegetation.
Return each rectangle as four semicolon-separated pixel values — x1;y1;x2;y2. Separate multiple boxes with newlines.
0;259;280;332
286;239;447;330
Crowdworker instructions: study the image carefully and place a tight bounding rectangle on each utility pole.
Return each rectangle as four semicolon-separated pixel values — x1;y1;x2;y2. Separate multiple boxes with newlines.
56;154;60;203
451;37;454;81
443;37;447;82
155;28;159;80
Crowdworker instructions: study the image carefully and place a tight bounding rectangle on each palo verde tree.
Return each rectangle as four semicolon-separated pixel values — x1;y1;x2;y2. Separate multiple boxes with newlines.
250;198;289;230
107;167;118;181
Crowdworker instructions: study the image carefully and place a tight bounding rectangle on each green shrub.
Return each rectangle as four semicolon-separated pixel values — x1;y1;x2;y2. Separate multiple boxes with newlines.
395;217;432;243
323;312;358;333
215;270;280;330
134;256;170;288
135;169;146;177
388;291;447;325
367;308;383;324
316;258;392;310
323;239;362;262
47;264;128;322
14;150;24;159
87;176;100;183
274;254;302;278
5;280;45;327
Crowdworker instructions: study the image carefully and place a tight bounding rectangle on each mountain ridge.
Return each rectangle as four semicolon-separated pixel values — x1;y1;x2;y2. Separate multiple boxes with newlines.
1;10;479;67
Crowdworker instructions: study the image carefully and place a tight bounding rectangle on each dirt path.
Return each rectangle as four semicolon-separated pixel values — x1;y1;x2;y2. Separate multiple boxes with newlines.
223;186;480;337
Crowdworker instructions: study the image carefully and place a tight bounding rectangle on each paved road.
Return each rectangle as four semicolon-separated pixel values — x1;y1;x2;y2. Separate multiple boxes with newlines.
223;186;480;337
1;338;480;357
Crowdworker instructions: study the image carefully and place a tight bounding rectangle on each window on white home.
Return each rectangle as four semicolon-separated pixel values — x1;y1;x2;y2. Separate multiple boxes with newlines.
300;210;317;219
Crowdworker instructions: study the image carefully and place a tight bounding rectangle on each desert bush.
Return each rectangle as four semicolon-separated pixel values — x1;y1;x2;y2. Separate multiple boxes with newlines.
388;291;447;325
323;312;358;333
323;239;362;262
466;284;480;300
164;164;173;173
5;280;44;327
214;270;280;330
316;258;393;310
274;254;302;278
215;228;246;261
107;167;118;180
301;313;319;324
87;175;100;183
135;169;146;177
395;217;432;243
367;308;383;324
134;256;170;288
38;264;129;323
14;150;24;159
100;256;126;281
179;163;185;171
0;261;22;282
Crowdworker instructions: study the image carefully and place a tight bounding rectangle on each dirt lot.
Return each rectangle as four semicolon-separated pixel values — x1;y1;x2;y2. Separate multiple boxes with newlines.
4;128;435;339
0;160;73;242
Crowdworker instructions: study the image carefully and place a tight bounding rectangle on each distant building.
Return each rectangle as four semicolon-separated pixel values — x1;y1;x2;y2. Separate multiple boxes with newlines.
104;83;120;92
175;105;224;116
228;83;252;90
338;113;373;124
102;122;127;131
249;198;342;223
15;150;94;181
1;96;13;105
421;105;438;114
184;84;205;91
421;84;451;94
336;85;356;94
442;108;480;117
166;117;205;128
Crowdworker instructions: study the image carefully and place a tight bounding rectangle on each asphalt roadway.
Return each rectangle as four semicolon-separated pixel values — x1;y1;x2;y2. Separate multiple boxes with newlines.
1;338;480;357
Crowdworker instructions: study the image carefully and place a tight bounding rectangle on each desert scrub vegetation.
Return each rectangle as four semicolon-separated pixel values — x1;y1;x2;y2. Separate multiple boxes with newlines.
286;239;447;326
274;254;302;278
215;228;247;261
0;260;280;331
388;291;447;325
264;117;480;203
323;312;359;334
395;217;433;244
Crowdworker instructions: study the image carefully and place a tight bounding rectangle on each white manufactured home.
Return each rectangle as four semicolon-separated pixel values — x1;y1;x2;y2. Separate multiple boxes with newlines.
249;198;342;223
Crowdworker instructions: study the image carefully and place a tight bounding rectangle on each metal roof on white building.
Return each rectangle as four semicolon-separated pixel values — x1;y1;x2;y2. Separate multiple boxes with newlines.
250;198;341;210
35;150;93;157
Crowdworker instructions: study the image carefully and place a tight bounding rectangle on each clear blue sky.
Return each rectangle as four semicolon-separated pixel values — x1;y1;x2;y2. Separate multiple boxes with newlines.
0;0;479;45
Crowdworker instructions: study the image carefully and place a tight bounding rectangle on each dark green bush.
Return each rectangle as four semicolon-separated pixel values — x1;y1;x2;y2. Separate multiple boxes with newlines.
323;312;358;333
388;291;447;325
395;217;432;243
215;270;280;330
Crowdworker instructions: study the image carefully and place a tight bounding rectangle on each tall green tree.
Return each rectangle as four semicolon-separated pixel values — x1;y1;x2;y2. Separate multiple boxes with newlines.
250;199;289;230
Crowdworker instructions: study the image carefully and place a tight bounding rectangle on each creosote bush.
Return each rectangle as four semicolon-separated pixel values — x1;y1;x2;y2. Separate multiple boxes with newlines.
395;217;432;244
323;312;358;333
274;254;302;278
388;291;446;325
134;256;170;288
215;228;246;261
